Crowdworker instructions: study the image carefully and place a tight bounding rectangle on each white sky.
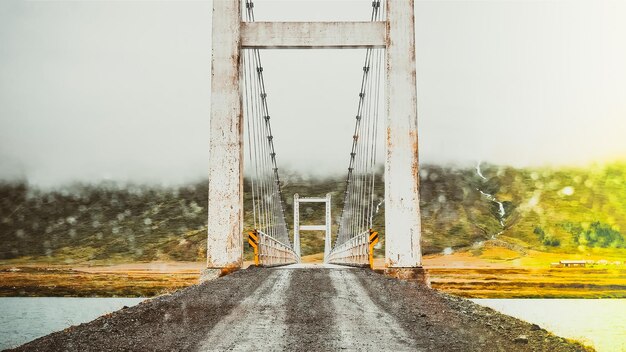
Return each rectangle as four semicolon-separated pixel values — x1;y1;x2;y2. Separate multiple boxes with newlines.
1;0;625;187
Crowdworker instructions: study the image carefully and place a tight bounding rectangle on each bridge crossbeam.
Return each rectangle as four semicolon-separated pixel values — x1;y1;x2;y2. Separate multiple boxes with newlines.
297;197;329;203
241;21;386;49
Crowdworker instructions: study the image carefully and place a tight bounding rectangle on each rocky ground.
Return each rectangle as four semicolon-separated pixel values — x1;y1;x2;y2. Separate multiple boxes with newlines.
8;266;592;352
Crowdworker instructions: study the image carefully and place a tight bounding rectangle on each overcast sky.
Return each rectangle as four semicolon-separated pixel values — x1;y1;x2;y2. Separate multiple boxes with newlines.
1;0;625;187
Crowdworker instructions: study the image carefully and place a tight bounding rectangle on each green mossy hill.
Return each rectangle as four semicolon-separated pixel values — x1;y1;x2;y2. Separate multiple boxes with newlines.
0;181;209;263
421;162;626;254
1;162;625;263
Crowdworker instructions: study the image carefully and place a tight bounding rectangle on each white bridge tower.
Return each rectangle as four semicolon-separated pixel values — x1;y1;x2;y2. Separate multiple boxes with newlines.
207;1;422;277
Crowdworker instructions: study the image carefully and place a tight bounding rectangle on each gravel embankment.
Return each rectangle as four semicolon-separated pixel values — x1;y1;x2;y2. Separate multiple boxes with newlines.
8;267;592;352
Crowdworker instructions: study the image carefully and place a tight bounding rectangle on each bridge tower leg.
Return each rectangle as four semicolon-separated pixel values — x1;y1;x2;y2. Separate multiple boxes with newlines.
324;193;332;262
293;194;301;258
206;0;243;275
384;0;422;269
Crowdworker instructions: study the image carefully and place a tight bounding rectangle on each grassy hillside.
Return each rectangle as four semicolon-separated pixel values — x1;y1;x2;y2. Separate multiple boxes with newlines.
1;162;625;264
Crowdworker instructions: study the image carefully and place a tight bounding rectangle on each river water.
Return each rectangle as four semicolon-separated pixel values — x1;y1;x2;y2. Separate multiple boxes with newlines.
0;298;624;351
0;297;145;350
472;299;626;352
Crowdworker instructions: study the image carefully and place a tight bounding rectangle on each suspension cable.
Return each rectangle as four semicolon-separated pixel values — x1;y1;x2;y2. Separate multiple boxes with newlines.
335;1;384;248
243;0;290;247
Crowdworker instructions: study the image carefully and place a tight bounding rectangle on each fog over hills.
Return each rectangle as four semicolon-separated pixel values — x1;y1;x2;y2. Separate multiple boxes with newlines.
1;0;626;187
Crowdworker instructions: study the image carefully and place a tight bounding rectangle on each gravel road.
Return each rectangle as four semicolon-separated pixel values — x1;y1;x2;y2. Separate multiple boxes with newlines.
8;266;592;352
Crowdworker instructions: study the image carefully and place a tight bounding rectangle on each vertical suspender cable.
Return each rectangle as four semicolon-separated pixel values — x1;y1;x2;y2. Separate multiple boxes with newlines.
334;0;382;251
243;0;291;248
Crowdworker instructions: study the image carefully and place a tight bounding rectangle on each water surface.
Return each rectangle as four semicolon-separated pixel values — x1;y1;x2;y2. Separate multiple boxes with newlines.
0;297;145;350
472;298;626;352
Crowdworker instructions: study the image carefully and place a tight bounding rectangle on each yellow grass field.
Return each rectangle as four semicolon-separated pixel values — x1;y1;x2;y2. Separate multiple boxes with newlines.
377;244;626;298
0;263;202;297
1;245;624;298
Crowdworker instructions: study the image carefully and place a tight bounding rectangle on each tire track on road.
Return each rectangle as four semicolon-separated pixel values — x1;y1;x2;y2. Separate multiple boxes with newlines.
197;269;291;352
329;270;417;351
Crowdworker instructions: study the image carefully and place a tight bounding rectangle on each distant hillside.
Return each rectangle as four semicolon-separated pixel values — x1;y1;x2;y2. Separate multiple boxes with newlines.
1;162;625;264
419;162;626;254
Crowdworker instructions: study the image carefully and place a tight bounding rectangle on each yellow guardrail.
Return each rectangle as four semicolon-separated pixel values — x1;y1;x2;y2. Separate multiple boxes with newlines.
368;230;379;269
248;230;260;266
327;229;378;268
248;229;299;267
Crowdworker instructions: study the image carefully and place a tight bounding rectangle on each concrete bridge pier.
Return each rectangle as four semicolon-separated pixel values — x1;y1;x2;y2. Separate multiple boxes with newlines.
383;0;424;279
205;0;244;278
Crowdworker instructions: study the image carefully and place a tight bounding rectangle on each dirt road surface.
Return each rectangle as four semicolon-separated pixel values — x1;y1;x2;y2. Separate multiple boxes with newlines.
8;266;591;351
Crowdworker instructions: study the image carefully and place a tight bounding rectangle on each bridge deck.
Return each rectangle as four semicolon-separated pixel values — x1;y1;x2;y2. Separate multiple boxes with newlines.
11;268;587;352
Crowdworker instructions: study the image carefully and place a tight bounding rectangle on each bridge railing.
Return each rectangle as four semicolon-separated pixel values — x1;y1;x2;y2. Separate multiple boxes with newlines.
326;230;370;267
248;230;299;267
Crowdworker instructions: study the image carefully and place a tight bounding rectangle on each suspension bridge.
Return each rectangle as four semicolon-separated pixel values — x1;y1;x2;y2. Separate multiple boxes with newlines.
207;0;422;279
9;1;587;351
